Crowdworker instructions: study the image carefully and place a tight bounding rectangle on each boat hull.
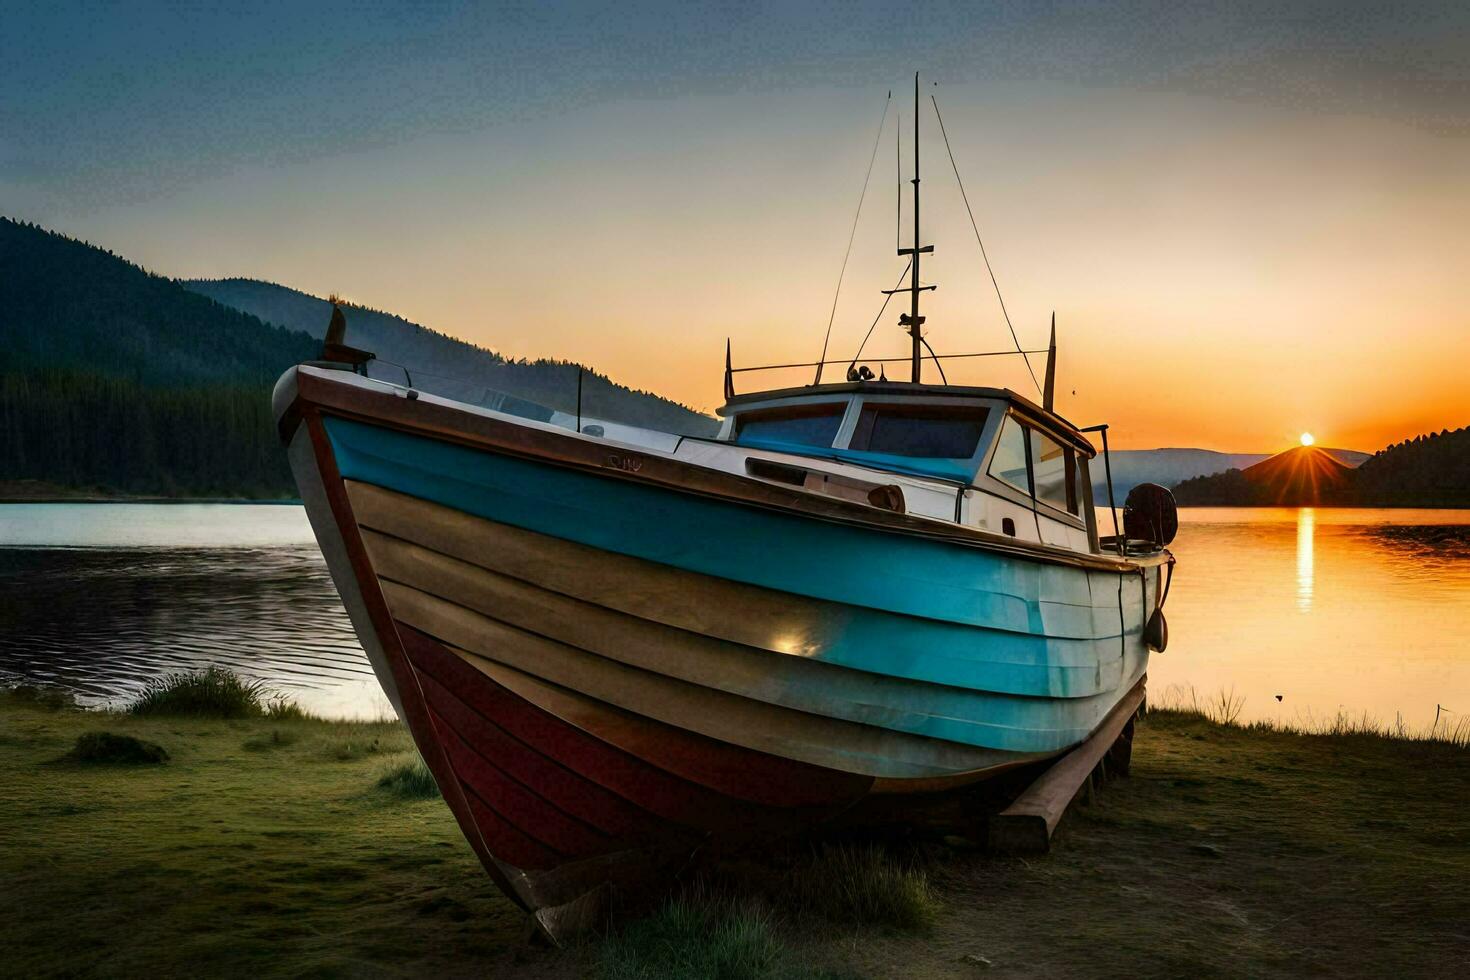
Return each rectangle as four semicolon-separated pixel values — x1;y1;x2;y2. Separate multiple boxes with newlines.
276;367;1164;938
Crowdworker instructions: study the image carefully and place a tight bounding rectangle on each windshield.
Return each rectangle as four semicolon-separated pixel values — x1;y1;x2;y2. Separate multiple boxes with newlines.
849;403;989;459
733;403;846;448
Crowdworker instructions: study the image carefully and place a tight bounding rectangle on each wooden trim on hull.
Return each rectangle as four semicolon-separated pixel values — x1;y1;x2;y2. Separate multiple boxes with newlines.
381;577;1036;780
350;479;1130;683
359;526;1110;757
287;368;1167;575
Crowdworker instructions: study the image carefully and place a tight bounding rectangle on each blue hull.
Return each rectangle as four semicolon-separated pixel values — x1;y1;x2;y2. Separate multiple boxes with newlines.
324;416;1153;757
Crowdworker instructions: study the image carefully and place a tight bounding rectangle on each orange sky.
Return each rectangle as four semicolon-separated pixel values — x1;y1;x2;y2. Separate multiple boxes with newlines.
17;82;1470;452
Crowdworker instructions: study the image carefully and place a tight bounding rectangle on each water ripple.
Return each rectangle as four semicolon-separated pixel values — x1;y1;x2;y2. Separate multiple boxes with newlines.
0;545;378;718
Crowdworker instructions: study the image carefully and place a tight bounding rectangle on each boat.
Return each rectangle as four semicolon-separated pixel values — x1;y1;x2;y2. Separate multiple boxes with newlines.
274;75;1178;940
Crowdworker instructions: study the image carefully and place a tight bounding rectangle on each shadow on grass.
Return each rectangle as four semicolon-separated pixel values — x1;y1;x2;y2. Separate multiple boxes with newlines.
62;731;169;765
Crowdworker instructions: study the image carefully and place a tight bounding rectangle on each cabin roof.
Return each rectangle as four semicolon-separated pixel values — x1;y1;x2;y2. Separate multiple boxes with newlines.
718;381;1096;456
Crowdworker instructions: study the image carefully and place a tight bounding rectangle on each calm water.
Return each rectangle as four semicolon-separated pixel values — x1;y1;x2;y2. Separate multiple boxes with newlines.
1;504;1467;726
0;505;387;719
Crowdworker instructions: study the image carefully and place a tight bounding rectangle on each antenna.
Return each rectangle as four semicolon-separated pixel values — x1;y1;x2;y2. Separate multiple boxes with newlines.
887;72;935;383
1043;313;1057;411
723;338;734;401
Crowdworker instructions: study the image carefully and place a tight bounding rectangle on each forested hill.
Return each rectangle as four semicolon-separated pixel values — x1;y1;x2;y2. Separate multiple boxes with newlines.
0;219;317;497
1352;428;1470;506
1172;429;1469;506
185;278;718;436
1;220;316;385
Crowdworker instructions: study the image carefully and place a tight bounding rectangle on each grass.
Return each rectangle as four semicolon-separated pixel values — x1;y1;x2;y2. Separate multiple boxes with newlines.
128;666;270;719
124;667;317;724
597;891;783;980
590;845;936;980
242;729;299;752
1154;683;1470;747
377;756;440;799
5;684;78;711
2;682;1468;978
783;844;937;931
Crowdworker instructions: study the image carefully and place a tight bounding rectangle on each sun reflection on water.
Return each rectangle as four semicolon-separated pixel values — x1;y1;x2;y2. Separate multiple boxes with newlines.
1296;507;1315;612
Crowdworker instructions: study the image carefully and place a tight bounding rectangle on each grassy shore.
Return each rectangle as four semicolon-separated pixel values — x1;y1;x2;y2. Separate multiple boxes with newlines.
2;687;1467;979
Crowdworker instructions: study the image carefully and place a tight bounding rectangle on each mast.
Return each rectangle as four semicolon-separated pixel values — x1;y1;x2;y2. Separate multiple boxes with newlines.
890;71;934;383
911;72;921;382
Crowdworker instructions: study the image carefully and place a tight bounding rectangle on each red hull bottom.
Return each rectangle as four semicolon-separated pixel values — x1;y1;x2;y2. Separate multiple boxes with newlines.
393;625;877;935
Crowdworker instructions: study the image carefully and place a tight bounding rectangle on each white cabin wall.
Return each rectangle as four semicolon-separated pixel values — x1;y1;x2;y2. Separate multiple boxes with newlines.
962;490;1090;551
962;490;1044;544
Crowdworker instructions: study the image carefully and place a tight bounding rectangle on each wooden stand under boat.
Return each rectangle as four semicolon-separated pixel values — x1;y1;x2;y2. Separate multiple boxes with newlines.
987;677;1146;855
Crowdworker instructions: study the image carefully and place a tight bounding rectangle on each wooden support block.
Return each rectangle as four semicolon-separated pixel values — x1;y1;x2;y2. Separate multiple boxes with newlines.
987;678;1147;855
1107;717;1136;777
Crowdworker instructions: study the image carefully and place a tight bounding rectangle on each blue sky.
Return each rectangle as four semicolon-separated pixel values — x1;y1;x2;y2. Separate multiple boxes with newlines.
3;2;1468;448
7;1;1466;206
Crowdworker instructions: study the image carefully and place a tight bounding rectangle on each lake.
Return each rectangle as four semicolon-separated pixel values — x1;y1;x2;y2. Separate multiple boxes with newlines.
2;504;1467;727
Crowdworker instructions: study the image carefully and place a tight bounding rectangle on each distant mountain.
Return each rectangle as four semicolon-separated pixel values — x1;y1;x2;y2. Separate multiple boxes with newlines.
1091;448;1269;502
1173;432;1466;506
0;219;318;497
184;278;717;437
1089;446;1372;503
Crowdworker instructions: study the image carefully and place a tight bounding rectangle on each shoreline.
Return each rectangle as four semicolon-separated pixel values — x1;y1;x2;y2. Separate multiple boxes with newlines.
0;497;303;505
5;496;1469;510
3;690;1466;978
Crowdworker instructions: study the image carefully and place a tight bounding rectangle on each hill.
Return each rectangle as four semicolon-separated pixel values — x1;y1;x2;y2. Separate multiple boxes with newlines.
1092;449;1268;501
1353;428;1470;506
1090;447;1367;502
0;219;318;497
184;279;717;437
1173;431;1468;506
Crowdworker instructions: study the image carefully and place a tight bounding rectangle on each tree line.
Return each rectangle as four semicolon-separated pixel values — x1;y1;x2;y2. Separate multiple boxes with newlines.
0;368;292;497
1172;426;1470;507
1;218;315;497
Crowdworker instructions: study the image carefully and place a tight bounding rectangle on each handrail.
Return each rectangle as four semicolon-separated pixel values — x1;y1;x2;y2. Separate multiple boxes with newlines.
729;348;1050;375
1078;422;1123;555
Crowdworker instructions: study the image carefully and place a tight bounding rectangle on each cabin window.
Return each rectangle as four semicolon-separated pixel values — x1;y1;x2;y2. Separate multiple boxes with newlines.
988;415;1030;491
1030;429;1078;515
733;403;845;448
849;404;989;458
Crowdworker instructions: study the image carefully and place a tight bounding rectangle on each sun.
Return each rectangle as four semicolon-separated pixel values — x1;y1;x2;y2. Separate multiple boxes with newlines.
1300;432;1315;447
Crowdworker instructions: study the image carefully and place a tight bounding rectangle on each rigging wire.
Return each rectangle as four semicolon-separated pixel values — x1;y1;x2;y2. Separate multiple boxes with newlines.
919;336;949;385
814;91;892;385
851;259;913;367
930;93;1042;396
896;108;901;252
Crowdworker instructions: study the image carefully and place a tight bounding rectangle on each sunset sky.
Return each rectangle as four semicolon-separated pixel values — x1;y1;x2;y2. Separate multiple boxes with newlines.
6;2;1467;451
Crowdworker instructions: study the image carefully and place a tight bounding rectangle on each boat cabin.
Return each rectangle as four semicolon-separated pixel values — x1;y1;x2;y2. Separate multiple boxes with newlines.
667;381;1105;555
